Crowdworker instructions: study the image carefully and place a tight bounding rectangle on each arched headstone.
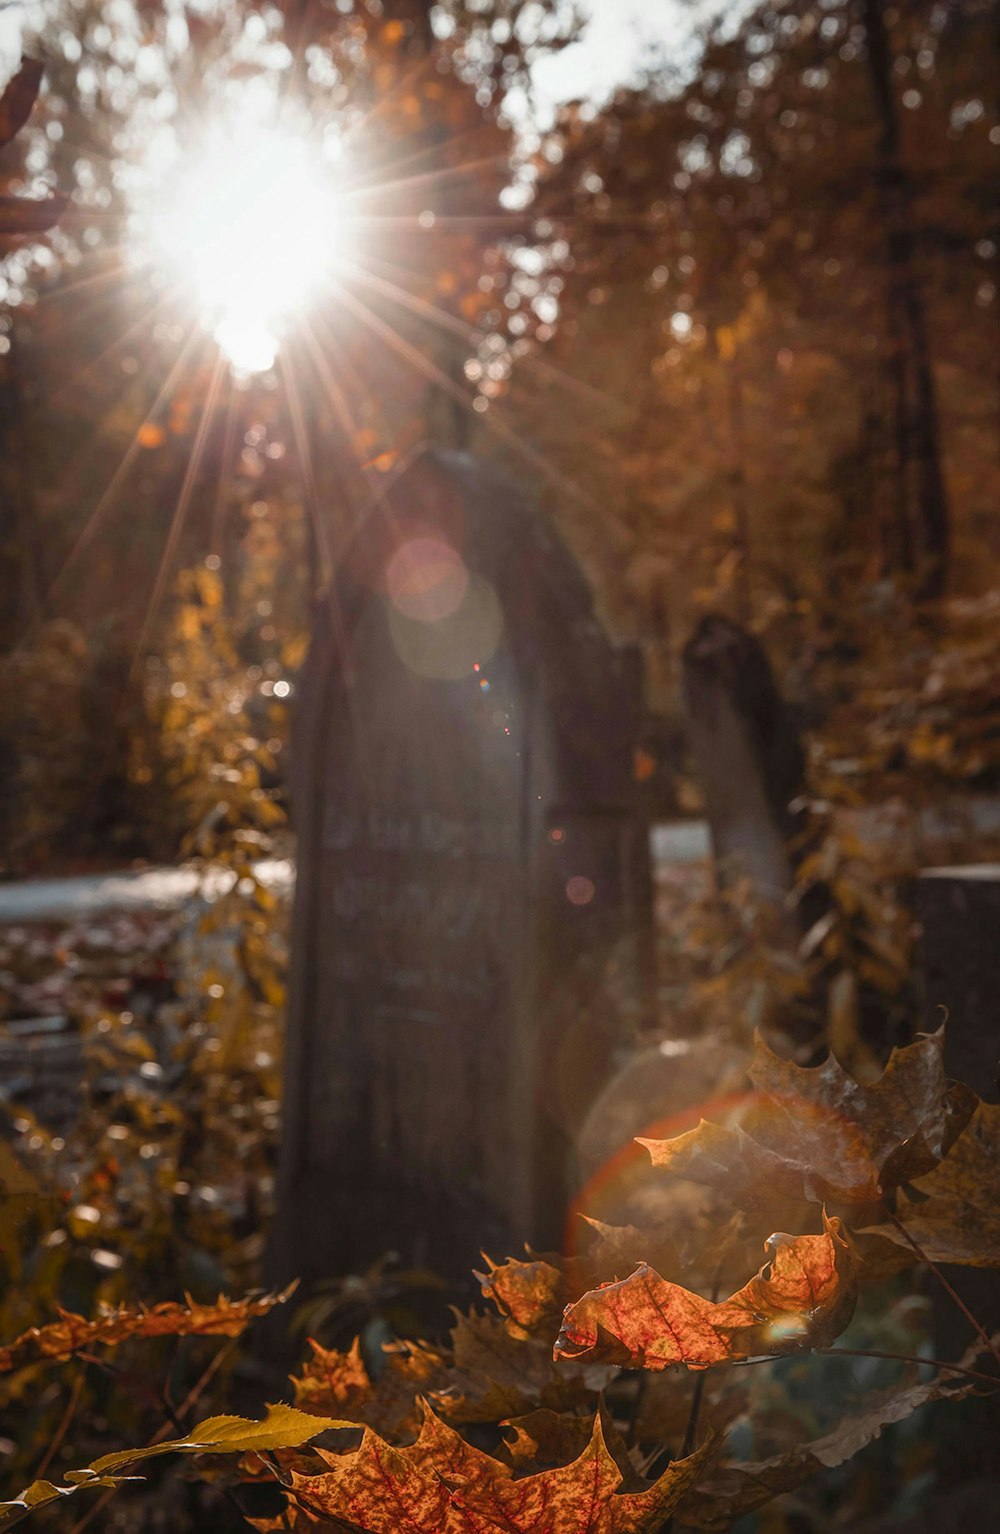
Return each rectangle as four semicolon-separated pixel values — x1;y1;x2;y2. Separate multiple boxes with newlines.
270;451;650;1284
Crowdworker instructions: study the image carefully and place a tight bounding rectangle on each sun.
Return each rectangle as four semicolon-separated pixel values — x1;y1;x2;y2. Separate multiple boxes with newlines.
148;113;345;374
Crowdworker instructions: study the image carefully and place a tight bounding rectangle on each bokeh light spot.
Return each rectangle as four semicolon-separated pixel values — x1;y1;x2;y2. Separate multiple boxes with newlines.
566;875;595;906
386;538;469;622
388;573;503;681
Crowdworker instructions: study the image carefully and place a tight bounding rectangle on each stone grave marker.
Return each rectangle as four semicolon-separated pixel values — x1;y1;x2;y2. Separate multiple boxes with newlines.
918;866;1000;1467
681;612;806;905
919;865;1000;1101
269;450;650;1285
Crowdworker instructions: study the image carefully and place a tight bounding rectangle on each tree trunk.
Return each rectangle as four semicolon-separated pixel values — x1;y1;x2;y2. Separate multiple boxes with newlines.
862;0;950;597
0;332;44;644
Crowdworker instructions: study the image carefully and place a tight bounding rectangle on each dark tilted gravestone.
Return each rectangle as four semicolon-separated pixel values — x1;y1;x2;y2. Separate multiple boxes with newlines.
917;867;1000;1507
681;613;806;905
269;450;650;1286
919;866;1000;1101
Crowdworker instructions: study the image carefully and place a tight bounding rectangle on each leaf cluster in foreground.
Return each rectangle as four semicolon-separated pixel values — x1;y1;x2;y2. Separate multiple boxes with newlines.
1;1028;997;1530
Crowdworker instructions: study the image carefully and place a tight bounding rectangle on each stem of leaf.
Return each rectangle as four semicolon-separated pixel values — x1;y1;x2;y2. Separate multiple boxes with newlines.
67;1341;238;1534
680;1266;722;1458
661;1271;723;1533
882;1207;1000;1367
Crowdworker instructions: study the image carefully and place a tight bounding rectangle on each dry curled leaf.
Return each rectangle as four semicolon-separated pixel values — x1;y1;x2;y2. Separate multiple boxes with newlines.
293;1310;599;1439
432;1310;603;1423
640;1029;974;1207
478;1253;573;1337
292;1334;449;1440
0;1287;293;1374
500;1408;596;1470
261;1400;718;1534
554;1215;857;1371
478;1223;690;1341
861;1100;1000;1267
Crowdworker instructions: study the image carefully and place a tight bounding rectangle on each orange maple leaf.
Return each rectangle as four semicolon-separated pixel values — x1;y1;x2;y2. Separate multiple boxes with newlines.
292;1334;448;1439
254;1401;717;1534
554;1215;857;1371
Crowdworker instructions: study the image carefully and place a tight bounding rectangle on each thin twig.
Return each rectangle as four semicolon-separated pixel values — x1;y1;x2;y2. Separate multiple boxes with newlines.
68;1340;239;1534
814;1346;998;1387
175;1336;238;1419
680;1266;724;1459
625;1371;649;1449
663;1271;724;1532
883;1207;1000;1367
68;1482;121;1533
35;1366;86;1481
680;1372;707;1459
727;1347;999;1387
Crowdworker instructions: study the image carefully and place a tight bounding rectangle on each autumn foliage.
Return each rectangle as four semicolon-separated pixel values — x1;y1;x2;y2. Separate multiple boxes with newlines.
1;1028;996;1530
554;1216;857;1372
0;1289;293;1376
1;4;999;1531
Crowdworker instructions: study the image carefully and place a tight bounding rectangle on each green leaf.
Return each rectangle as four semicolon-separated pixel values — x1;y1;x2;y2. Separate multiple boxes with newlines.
92;1402;344;1472
0;1404;342;1529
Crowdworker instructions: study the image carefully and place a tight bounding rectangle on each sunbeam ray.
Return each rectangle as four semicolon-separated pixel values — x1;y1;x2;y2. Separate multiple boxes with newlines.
329;281;608;520
340;253;634;422
209;368;240;558
34;320;204;636
127;346;228;689
343;149;507;208
48;280;181;409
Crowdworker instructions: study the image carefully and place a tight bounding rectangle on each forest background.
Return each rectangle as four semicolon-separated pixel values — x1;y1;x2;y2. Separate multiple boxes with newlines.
0;1;998;1530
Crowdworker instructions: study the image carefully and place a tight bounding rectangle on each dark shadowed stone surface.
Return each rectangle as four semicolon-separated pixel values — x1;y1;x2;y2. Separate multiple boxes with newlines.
919;866;1000;1101
680;613;806;905
269;450;650;1286
918;866;1000;1413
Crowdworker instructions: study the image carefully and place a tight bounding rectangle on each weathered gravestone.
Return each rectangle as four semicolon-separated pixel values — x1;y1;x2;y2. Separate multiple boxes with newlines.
681;612;807;905
919;866;1000;1102
917;867;1000;1507
269;450;650;1285
918;864;1000;1336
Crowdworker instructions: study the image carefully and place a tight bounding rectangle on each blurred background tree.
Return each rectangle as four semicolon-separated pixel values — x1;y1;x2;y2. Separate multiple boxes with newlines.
0;0;996;862
0;0;579;868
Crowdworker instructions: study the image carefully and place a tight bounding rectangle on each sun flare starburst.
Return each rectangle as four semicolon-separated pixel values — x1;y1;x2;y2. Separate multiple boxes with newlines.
147;116;344;374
